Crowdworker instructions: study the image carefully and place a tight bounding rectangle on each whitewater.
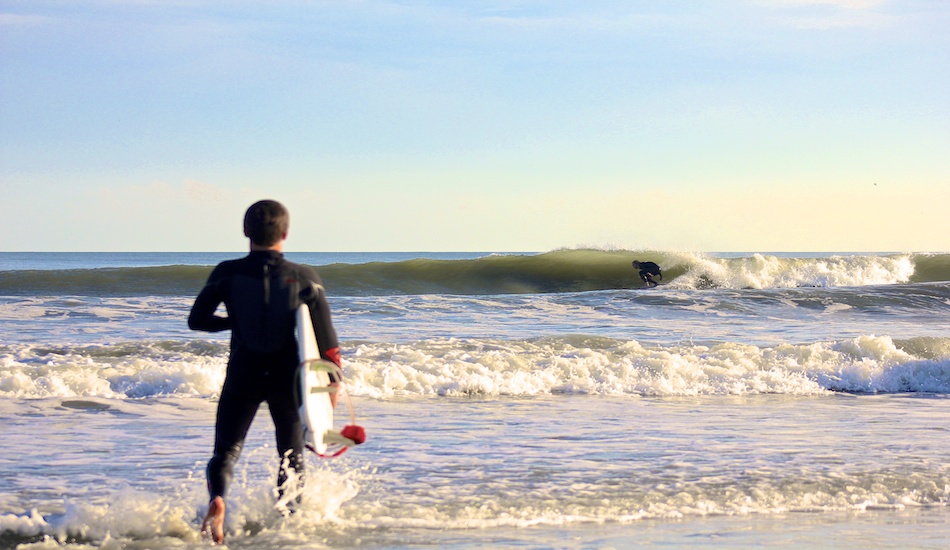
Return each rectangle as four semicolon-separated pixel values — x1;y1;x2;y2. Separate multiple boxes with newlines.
1;250;948;549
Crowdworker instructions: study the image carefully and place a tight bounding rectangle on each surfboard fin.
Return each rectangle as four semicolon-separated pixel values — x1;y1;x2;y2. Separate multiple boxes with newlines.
311;425;366;458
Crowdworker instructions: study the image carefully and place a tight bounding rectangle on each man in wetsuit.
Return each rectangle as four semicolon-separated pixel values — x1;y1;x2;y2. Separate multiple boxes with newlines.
188;199;342;544
632;260;663;288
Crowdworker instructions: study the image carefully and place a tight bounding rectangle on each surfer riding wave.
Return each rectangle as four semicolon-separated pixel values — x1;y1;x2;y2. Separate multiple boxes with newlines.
632;260;663;288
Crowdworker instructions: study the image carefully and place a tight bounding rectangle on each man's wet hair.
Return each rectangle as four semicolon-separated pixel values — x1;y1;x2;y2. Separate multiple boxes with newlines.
243;200;289;246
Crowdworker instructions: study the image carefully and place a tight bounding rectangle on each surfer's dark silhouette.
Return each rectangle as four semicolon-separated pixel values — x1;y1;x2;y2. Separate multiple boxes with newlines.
632;260;663;288
188;200;342;545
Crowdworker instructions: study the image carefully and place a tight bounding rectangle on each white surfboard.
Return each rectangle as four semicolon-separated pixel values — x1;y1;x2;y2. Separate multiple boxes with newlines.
296;304;337;455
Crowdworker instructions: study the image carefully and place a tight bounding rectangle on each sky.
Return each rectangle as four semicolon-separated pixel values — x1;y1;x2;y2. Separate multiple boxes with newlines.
1;1;948;252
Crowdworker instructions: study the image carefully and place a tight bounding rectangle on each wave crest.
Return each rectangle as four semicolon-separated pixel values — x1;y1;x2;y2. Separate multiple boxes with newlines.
1;251;946;297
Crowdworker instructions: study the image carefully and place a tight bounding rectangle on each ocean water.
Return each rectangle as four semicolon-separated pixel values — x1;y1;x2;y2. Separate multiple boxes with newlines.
1;249;949;549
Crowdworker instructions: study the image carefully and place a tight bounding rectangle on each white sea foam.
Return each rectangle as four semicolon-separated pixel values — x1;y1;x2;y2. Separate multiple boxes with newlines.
2;428;944;545
671;253;916;289
0;342;226;399
2;391;948;549
0;452;365;548
344;335;950;398
3;335;948;400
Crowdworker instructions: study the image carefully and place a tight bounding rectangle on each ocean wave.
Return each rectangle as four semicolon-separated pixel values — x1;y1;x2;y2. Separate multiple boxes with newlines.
1;251;946;297
3;335;948;400
0;340;226;399
344;334;950;397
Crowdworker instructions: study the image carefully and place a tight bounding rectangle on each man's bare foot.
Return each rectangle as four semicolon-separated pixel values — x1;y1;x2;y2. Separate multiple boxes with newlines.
201;496;226;545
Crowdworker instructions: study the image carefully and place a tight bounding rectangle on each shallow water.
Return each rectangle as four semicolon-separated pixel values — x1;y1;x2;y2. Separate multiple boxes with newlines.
2;394;949;548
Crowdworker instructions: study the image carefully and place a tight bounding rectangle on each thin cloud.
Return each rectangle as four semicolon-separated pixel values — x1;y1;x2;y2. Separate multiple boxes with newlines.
769;0;884;7
752;0;897;29
475;12;670;33
0;13;52;26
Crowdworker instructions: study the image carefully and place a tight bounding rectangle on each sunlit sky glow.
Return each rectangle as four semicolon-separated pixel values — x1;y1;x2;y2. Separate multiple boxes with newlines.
1;1;947;252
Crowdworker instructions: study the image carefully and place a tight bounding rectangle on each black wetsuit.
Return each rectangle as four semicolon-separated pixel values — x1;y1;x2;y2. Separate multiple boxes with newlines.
636;261;663;286
188;250;340;500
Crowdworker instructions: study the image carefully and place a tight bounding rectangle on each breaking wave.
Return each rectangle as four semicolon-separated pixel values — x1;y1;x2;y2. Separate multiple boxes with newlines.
0;250;946;297
3;335;949;399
